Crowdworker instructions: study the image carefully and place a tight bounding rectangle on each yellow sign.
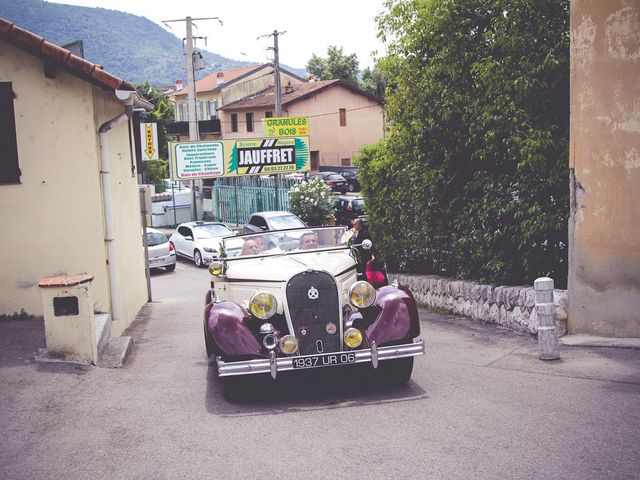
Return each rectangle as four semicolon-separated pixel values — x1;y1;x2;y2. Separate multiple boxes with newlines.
264;116;309;137
140;123;158;161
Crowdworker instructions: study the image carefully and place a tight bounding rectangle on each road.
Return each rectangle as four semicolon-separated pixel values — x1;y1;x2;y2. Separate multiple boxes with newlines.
1;257;639;479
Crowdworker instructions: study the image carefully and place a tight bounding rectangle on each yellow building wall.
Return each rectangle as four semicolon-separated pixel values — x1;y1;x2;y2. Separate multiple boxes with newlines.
0;41;146;335
569;0;640;337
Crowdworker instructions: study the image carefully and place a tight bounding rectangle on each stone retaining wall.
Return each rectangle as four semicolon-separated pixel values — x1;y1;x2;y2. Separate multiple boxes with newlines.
389;273;567;336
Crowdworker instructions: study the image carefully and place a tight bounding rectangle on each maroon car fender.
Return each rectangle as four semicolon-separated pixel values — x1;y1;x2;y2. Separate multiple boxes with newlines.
204;300;263;359
365;285;421;346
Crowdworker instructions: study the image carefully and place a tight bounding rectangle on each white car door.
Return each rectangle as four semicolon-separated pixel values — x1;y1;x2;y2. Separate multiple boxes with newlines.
175;225;195;257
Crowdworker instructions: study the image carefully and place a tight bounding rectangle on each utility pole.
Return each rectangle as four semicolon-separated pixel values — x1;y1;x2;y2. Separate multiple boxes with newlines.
258;30;286;209
163;16;222;220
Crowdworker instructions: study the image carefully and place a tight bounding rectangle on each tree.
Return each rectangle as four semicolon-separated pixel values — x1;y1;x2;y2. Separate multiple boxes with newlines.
360;60;388;99
306;46;360;86
357;0;570;287
136;82;175;184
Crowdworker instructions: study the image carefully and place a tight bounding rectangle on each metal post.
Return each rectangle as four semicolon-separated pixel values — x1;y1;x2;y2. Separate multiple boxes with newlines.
163;16;222;222
534;277;560;360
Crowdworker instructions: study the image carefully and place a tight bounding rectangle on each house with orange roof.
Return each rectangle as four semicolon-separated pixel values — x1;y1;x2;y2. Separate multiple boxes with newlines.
168;63;306;139
0;17;152;344
219;79;384;168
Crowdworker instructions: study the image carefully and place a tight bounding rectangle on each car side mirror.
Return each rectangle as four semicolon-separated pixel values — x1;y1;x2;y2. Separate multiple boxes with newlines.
184;236;193;241
260;226;267;230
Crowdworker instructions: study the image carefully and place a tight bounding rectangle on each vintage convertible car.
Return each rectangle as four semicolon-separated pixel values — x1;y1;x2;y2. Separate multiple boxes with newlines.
204;226;424;397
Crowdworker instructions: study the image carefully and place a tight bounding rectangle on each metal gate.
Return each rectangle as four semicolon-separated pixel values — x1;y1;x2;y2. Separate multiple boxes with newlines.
214;176;298;225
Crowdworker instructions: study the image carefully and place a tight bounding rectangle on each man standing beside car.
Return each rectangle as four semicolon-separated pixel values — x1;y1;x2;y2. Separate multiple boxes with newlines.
352;218;372;278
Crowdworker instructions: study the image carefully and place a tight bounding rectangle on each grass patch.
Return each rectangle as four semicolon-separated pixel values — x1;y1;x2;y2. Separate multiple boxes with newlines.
0;309;34;322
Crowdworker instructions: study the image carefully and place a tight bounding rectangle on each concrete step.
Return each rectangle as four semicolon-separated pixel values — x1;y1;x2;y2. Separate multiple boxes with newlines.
95;313;110;354
97;336;134;368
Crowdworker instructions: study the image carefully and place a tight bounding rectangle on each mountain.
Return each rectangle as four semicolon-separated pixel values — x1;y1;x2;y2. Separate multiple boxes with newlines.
0;0;306;86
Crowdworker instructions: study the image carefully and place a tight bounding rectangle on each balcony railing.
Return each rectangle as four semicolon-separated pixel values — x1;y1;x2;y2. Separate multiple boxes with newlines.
167;118;221;135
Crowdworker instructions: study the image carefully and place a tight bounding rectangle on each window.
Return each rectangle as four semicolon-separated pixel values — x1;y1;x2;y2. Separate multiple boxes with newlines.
246;112;254;132
0;82;20;184
180;103;189;122
209;100;219;119
197;101;208;120
231;113;238;132
339;108;347;126
310;151;319;170
265;111;273;118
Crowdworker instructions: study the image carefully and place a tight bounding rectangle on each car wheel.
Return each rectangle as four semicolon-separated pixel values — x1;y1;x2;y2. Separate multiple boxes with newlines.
194;250;203;268
375;357;414;386
348;183;355;192
165;263;176;272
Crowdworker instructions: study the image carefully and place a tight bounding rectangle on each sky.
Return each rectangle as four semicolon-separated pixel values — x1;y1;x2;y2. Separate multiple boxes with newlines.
47;0;389;70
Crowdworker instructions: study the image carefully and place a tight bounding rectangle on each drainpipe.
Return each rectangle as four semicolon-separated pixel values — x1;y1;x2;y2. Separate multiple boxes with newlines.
98;91;134;323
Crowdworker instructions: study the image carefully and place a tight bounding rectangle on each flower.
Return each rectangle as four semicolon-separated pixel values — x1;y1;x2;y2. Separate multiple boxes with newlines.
288;177;335;226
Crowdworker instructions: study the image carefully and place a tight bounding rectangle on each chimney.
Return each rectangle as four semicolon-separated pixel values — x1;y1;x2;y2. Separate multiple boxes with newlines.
216;72;224;86
308;75;316;82
176;79;183;91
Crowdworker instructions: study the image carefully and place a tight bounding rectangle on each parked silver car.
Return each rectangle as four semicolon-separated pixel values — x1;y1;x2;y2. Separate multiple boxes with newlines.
144;228;176;272
170;221;235;267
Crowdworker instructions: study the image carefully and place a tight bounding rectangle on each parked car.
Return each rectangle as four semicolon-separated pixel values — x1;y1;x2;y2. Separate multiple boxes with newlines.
318;166;359;191
169;221;234;267
144;227;176;272
334;195;366;226
310;172;349;194
243;211;307;251
204;226;425;399
337;170;361;192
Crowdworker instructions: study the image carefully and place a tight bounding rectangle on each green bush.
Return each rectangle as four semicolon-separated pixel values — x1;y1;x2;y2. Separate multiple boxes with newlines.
357;0;569;288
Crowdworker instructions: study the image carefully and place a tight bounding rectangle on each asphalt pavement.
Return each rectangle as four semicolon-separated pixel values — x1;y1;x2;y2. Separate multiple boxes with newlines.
1;258;639;479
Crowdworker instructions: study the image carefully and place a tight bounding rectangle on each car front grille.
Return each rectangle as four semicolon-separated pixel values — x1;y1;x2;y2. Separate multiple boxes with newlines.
285;270;341;355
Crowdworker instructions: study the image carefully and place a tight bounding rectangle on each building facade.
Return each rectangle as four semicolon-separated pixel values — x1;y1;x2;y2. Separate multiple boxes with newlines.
569;0;640;337
0;18;150;335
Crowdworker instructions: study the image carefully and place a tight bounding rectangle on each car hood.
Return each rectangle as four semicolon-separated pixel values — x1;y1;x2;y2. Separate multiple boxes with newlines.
225;250;356;282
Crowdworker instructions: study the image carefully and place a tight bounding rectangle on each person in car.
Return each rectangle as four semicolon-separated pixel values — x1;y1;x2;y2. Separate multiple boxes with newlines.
240;239;260;256
298;231;319;250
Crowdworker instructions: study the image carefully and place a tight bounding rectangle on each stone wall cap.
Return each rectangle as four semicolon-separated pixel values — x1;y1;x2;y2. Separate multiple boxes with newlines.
38;274;94;288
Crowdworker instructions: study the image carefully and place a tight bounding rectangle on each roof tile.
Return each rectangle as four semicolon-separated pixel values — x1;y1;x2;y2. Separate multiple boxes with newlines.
0;17;132;92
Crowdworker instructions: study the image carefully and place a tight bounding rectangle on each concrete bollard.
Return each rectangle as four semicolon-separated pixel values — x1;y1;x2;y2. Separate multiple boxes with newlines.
534;277;560;360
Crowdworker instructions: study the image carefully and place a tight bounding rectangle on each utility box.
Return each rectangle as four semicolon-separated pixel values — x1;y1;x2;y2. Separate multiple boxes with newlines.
38;274;97;364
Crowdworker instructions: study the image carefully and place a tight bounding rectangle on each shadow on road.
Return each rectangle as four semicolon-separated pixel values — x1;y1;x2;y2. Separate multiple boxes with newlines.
204;362;428;417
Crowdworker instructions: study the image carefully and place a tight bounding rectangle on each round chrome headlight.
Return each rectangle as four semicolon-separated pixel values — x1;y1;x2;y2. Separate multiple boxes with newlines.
279;335;299;354
349;281;376;309
343;328;363;348
249;292;277;320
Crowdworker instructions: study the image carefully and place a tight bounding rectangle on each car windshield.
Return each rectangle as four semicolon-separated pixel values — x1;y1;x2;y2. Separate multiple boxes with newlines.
222;226;352;258
268;215;306;230
145;232;168;246
194;224;233;239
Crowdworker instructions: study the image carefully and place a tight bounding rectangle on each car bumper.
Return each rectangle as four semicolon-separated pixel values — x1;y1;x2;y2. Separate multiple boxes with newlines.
148;253;176;268
216;339;425;378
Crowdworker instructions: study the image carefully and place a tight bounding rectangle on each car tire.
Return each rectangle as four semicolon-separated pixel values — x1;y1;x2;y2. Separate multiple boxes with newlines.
165;263;176;272
194;250;203;268
375;357;414;386
348;183;355;192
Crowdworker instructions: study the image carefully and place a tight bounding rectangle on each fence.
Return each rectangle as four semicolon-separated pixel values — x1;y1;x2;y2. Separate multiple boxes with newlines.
212;177;298;225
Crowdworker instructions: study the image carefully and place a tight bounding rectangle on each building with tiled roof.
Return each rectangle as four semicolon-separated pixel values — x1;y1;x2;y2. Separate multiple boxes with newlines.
0;17;151;345
168;63;306;139
218;79;384;169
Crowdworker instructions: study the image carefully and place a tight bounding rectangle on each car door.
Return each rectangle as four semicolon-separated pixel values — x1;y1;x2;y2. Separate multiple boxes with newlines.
176;225;195;257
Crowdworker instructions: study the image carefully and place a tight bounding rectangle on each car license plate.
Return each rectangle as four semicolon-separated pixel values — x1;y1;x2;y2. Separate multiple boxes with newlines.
291;352;356;369
150;258;162;265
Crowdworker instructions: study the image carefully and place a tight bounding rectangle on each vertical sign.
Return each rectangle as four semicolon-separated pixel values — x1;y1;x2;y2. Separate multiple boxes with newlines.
140;123;159;161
